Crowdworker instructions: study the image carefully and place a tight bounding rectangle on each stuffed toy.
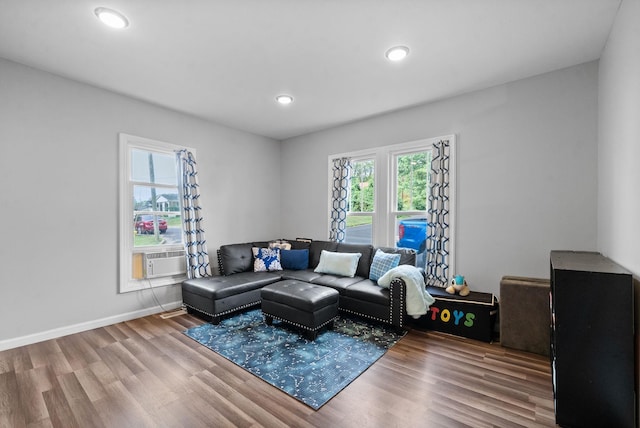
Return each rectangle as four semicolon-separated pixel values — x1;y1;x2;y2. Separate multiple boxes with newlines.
446;275;470;297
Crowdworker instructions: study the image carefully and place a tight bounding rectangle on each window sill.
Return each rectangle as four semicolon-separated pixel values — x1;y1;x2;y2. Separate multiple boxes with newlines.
120;274;187;293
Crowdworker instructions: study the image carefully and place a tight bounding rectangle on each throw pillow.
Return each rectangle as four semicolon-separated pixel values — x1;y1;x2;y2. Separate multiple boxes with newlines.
369;249;401;282
269;239;292;250
280;249;309;270
314;250;362;277
252;247;283;272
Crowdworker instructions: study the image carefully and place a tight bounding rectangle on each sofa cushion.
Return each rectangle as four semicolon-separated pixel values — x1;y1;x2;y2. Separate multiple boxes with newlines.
309;241;338;268
219;243;254;275
290;240;312;251
281;269;323;283
314;250;361;277
369;249;401;282
280;249;309;270
344;279;391;306
310;275;365;294
337;243;375;278
252;247;283;272
376;246;416;267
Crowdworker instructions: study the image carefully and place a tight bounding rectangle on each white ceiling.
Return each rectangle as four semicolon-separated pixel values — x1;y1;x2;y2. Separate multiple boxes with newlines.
0;0;621;140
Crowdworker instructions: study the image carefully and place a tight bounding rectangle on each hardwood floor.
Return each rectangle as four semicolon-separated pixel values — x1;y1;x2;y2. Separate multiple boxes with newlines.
0;312;557;427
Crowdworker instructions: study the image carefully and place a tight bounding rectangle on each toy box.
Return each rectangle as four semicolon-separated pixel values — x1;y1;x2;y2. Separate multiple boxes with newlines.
414;286;499;342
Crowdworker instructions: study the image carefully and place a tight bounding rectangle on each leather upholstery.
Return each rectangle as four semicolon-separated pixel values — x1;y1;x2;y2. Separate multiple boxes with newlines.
281;269;323;283
343;279;390;305
309;241;338;268
377;246;416;267
183;271;281;299
310;274;365;294
182;239;415;328
261;280;338;312
289;240;311;251
261;280;339;335
219;243;254;274
262;300;338;332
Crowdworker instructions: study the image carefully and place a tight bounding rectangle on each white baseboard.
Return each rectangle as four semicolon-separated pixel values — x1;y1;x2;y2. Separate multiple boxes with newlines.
0;300;183;352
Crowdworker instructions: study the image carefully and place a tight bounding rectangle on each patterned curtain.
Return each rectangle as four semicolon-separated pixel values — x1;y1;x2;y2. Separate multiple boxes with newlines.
328;157;352;242
176;149;212;279
425;139;451;286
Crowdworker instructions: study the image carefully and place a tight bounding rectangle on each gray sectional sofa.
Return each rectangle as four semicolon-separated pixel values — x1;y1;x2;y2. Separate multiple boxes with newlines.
181;239;417;330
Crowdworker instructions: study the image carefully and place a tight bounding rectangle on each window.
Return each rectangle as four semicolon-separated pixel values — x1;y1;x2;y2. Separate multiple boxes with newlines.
392;149;431;267
330;135;455;277
344;158;375;245
119;134;191;293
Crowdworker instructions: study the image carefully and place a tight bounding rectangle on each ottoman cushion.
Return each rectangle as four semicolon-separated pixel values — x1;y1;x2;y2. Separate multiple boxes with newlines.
183;272;282;299
261;280;339;338
261;280;339;311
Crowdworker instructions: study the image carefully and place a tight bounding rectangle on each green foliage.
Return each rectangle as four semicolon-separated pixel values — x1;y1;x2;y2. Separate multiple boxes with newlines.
347;152;431;214
134;234;164;247
396;152;431;211
349;160;375;212
167;216;182;226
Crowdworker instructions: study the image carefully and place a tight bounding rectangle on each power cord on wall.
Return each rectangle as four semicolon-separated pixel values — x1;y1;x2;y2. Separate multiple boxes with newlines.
144;279;187;319
145;278;170;312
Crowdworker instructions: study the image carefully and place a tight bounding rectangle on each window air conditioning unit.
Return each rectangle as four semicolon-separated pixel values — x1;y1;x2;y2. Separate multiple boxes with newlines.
143;250;187;278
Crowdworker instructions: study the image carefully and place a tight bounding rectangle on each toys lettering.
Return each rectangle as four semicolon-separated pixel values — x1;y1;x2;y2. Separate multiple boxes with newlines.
427;306;476;327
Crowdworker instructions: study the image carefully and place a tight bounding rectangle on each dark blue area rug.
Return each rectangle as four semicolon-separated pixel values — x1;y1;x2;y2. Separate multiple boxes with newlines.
184;309;406;409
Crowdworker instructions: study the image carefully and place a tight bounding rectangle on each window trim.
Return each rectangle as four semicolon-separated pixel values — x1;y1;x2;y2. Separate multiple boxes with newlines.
118;133;194;293
345;156;377;245
328;135;456;275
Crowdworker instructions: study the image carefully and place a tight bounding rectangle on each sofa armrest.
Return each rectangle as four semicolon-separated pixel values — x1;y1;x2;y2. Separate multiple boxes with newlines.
389;277;408;329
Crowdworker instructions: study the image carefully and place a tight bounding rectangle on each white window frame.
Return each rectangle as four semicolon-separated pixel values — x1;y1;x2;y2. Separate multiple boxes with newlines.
328;135;456;274
389;145;431;248
346;155;377;243
118;133;192;293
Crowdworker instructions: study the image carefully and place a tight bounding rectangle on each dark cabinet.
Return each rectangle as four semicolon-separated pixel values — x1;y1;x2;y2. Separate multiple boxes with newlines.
550;251;635;427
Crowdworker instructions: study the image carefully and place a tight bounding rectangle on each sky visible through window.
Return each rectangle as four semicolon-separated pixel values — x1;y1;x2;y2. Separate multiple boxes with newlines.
131;149;178;205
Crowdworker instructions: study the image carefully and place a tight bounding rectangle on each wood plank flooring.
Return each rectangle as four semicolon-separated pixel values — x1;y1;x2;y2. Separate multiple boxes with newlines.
0;312;557;427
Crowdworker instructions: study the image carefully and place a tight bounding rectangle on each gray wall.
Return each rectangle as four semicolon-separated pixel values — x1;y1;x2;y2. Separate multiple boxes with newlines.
598;0;640;419
598;0;640;277
4;4;636;347
280;62;599;297
0;58;280;346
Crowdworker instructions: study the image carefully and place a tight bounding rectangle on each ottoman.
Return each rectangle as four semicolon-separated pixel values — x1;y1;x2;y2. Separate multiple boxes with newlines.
182;272;281;324
261;280;339;340
500;276;550;356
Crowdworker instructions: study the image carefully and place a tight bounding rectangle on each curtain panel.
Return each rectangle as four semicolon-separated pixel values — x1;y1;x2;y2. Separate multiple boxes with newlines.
425;139;451;287
328;157;352;243
176;149;212;279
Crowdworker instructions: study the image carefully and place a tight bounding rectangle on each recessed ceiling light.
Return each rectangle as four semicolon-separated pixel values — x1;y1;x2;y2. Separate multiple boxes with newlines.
276;95;294;105
385;46;409;62
94;7;129;29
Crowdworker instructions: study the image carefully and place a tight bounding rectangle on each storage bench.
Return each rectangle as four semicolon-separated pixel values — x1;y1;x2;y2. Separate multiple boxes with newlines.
413;286;499;342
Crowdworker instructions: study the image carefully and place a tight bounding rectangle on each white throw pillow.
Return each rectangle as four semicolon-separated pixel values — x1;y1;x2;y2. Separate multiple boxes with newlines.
314;250;362;277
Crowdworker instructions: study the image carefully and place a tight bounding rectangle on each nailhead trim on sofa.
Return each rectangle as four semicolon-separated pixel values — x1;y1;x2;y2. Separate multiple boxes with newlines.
262;312;338;332
217;249;225;275
184;300;261;319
